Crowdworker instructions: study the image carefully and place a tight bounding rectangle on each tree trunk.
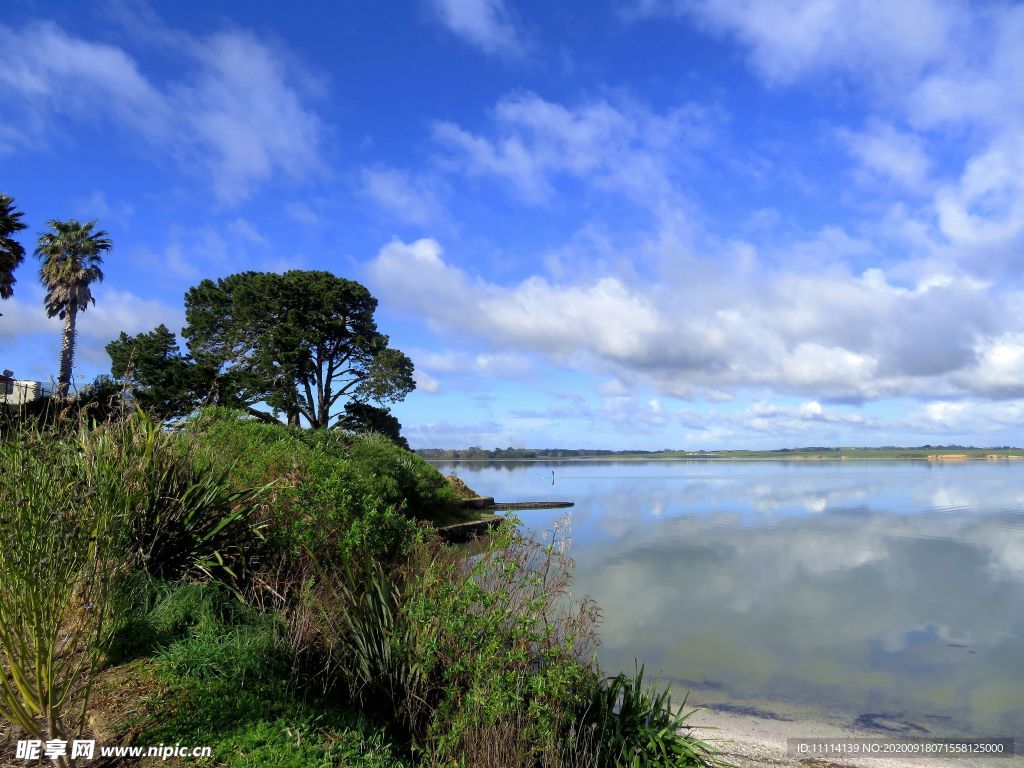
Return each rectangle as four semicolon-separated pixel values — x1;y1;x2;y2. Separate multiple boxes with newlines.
57;307;77;399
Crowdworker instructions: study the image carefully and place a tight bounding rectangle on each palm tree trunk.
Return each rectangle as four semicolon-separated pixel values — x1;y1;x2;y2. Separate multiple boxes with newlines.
57;308;77;398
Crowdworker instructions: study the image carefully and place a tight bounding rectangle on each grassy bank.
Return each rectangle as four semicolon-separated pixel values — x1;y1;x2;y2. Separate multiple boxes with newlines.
0;408;719;767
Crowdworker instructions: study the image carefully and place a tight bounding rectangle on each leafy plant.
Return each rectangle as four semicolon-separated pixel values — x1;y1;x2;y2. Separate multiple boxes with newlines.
410;518;602;764
582;664;718;768
309;558;427;731
0;191;27;303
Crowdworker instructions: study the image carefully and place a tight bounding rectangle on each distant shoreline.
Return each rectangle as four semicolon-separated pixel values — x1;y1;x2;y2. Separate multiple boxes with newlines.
425;453;1024;462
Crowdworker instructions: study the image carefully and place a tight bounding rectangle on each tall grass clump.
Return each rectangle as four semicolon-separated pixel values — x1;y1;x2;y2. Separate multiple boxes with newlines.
0;430;122;763
82;410;268;582
582;665;718;768
0;410;270;758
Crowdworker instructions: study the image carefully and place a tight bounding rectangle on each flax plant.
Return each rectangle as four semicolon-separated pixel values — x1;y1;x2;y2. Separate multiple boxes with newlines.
82;410;269;583
0;430;120;766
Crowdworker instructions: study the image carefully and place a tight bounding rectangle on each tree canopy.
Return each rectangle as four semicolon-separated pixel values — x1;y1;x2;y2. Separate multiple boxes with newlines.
106;324;219;419
338;402;410;449
0;193;27;307
36;219;111;397
109;270;415;432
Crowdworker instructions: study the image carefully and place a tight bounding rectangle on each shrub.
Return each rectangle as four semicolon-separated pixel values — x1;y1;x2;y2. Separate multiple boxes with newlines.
298;517;721;768
298;516;602;765
309;559;426;727
410;518;602;764
184;408;464;564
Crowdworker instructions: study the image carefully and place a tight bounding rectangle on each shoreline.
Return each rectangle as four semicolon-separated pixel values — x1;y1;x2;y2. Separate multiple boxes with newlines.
684;701;1023;768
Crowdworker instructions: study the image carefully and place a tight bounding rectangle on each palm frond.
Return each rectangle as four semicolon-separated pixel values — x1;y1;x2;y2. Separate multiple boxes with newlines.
0;193;28;300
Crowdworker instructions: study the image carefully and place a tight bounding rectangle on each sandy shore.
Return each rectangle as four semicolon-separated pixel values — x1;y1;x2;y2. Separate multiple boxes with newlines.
685;702;1022;768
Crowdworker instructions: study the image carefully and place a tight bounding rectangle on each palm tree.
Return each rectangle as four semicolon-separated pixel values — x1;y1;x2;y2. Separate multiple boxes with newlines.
36;220;112;398
0;193;27;305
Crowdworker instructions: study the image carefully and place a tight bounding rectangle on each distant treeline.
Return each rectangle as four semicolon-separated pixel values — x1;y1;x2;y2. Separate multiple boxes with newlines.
415;447;686;459
417;444;1021;459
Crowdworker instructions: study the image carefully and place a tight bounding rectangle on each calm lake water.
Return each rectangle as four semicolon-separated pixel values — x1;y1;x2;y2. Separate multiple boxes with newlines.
433;460;1024;739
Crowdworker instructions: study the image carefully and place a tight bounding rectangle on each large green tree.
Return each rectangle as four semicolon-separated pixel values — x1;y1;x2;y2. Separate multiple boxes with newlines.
338;401;410;448
181;270;415;428
0;193;27;309
106;324;219;419
36;220;112;398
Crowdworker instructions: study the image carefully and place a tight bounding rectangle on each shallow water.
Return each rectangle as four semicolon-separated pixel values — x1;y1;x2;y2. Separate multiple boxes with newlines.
432;459;1024;739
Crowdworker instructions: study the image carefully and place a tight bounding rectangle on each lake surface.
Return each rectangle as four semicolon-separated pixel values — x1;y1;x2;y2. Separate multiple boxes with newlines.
432;460;1024;739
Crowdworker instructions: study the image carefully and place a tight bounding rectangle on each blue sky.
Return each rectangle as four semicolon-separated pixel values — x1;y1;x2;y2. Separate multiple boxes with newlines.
3;0;1024;449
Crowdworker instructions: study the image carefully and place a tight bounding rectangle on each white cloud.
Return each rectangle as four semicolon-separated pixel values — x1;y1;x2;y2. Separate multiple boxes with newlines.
906;6;1024;132
474;352;532;378
637;1;1024;274
433;92;714;207
137;221;290;282
71;190;136;228
414;369;441;394
935;136;1024;251
599;378;631;397
362;167;444;226
839;121;931;190
426;0;525;57
410;348;533;385
226;218;270;248
0;20;324;203
639;0;960;87
0;284;184;372
0;293;57;339
0;21;170;134
957;334;1024;399
77;286;185;343
285;202;324;227
402;419;507;448
916;399;1024;434
183;31;323;202
368;237;1023;403
739;399;866;433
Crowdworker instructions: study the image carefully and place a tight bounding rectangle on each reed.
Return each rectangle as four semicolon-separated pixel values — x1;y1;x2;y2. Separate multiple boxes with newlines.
0;430;120;766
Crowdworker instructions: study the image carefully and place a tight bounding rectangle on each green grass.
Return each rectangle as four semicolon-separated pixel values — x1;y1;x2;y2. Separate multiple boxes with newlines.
134;679;410;768
108;581;411;768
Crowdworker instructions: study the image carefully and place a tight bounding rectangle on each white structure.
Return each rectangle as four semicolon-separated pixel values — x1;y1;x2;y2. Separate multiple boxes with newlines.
1;370;45;406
